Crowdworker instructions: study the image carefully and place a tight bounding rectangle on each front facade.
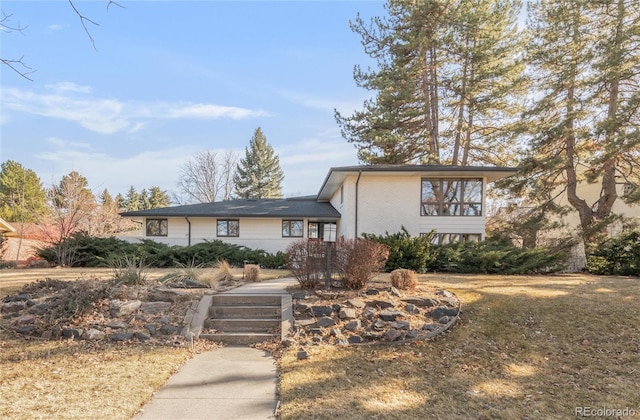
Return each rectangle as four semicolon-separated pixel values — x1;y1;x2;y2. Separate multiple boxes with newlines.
120;165;516;253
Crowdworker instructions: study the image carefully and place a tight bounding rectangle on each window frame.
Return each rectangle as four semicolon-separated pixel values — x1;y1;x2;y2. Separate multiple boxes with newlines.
216;219;239;237
421;178;483;216
282;220;304;238
146;218;168;237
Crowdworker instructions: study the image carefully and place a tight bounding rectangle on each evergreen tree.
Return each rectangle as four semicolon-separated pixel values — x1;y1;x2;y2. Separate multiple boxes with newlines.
0;160;47;222
234;128;284;199
139;188;151;210
504;0;640;251
336;0;526;165
148;186;171;208
124;186;141;211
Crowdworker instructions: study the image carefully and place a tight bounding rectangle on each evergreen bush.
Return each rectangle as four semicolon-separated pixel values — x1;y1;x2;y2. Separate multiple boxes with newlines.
586;231;640;276
362;227;435;272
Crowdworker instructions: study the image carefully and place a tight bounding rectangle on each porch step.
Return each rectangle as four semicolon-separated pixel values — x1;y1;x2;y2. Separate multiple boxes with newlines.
203;294;284;346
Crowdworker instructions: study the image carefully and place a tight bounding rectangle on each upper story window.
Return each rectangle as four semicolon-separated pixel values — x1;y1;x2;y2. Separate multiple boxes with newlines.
421;178;483;216
282;220;304;237
217;219;239;237
146;219;168;237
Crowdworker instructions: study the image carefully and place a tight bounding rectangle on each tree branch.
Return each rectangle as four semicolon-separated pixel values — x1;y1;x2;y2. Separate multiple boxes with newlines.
68;0;99;50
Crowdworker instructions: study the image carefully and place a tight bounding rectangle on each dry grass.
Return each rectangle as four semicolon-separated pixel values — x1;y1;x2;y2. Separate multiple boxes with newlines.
0;337;191;419
244;264;261;282
390;268;418;290
279;273;640;419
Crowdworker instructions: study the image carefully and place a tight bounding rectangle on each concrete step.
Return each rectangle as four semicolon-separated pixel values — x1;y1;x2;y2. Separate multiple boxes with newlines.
211;294;281;306
206;318;281;332
199;332;280;346
209;305;281;319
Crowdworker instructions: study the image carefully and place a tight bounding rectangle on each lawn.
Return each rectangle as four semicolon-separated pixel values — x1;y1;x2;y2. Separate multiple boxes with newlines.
1;270;638;419
278;273;640;419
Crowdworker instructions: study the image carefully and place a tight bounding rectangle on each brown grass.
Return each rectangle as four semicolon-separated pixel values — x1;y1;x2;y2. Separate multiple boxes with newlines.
0;337;191;419
390;268;418;290
279;273;640;419
244;264;261;282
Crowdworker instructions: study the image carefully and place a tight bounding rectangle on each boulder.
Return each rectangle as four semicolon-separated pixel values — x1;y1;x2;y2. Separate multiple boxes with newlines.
427;307;458;320
379;309;404;321
344;319;361;332
339;308;357;320
316;316;336;328
82;328;106;341
140;301;172;314
310;305;334;317
383;329;403;341
109;300;141;317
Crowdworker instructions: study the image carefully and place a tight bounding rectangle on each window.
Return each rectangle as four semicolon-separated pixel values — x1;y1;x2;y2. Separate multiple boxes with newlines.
308;222;319;239
217;219;239;237
282;220;304;237
426;233;482;245
421;178;483;216
146;219;168;237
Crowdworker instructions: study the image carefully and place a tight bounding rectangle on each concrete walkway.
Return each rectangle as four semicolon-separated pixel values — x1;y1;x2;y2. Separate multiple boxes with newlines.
134;277;298;420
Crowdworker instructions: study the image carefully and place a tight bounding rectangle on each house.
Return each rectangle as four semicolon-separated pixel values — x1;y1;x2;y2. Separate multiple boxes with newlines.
0;218;47;265
119;165;516;254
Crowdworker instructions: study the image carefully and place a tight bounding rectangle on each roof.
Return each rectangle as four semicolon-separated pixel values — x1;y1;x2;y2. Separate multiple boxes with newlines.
0;217;17;237
317;164;517;201
120;197;341;219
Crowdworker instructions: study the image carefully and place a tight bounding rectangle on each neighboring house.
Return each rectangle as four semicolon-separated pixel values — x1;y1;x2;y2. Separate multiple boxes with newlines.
119;165;516;254
0;218;47;265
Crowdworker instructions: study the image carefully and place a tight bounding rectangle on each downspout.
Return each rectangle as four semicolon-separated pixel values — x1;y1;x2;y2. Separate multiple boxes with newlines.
185;216;191;246
355;170;362;238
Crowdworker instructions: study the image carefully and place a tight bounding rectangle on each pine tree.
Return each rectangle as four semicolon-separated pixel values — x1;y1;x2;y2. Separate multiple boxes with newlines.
234;128;284;199
124;186;141;211
335;0;526;166
148;186;171;208
504;0;640;250
0;160;47;222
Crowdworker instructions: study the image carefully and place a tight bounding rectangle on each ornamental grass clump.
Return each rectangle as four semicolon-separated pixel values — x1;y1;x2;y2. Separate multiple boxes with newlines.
244;264;261;282
390;268;418;290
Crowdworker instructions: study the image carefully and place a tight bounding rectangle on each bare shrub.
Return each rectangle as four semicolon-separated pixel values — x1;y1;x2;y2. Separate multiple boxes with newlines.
390;268;418;290
286;239;326;288
334;238;389;290
244;264;261;282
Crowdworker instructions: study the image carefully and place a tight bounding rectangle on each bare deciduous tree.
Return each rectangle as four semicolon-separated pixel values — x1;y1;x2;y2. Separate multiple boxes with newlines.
176;150;239;204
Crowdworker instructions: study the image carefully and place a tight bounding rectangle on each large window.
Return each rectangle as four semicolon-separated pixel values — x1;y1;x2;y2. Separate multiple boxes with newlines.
282;220;304;237
425;233;482;245
146;219;168;237
421;178;483;216
217;219;239;237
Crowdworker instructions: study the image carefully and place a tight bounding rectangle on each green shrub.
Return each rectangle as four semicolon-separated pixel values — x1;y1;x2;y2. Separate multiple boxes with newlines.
429;239;567;274
586;230;640;276
362;227;435;272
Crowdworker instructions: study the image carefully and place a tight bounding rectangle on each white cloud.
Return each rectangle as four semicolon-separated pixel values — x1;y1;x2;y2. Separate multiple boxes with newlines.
1;84;269;135
48;24;63;31
278;89;366;115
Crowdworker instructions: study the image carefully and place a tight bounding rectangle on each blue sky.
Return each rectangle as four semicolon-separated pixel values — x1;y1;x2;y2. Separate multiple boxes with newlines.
1;0;385;199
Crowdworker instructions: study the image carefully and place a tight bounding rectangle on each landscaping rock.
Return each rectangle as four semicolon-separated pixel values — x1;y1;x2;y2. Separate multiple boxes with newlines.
344;319;361;332
107;320;129;329
339;307;357;320
348;335;364;344
110;332;134;342
160;324;180;335
336;337;350;346
401;297;439;307
316;316;336;328
294;318;316;327
109;300;142;317
363;307;376;320
144;324;157;335
62;328;83;339
372;319;387;331
82;328;106;341
140;301;172;314
16;325;37;334
147;288;190;302
390;287;401;297
297;349;310;360
29;303;51;315
347;298;365;309
379;308;404;321
422;323;439;331
384;329;403;341
390;320;410;330
134;332;151;342
427;307;458;320
15;314;36;326
311;305;334;317
365;289;379;295
367;299;395;309
438;316;450;324
405;304;421;314
2;301;26;313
